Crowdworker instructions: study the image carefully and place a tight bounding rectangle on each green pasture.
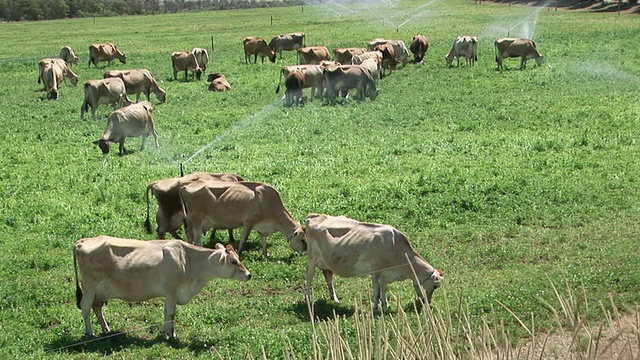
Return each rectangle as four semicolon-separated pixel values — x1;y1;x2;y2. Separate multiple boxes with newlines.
0;0;638;358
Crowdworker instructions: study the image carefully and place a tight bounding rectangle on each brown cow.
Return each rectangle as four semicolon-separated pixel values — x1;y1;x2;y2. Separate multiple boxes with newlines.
284;70;308;107
103;69;167;103
145;172;244;240
88;43;126;68
59;46;80;65
179;180;306;257
297;46;331;65
243;36;276;64
323;65;378;103
494;37;544;70
300;214;444;311
276;63;333;102
93;100;158;155
171;51;202;81
207;72;231;92
268;32;305;59
81;77;131;120
333;47;367;65
445;35;478;67
409;35;429;64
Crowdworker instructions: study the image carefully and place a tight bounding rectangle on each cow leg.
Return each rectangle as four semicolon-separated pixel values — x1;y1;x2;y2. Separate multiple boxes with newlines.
379;280;389;310
118;139;126;155
305;263;316;304
78;286;97;337
140;133;148;151
259;233;268;257
163;297;177;339
323;269;338;302
253;54;257;64
236;225;253;254
371;273;381;311
93;303;110;334
186;217;203;246
184;70;188;82
520;57;526;70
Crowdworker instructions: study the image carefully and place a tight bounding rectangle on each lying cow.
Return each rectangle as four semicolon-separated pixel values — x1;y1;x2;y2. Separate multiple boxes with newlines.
104;69;167;103
145;172;244;240
410;34;429;64
191;47;209;72
207;72;231;92
171;51;202;81
243;36;276;64
333;47;367;66
445;35;478;67
297;46;330;65
179;180;306;257
74;236;251;339
323;65;378;104
88;43;126;68
93;100;158;155
81;77;131;120
494;37;544;70
300;214;444;311
268;32;305;59
59;46;80;65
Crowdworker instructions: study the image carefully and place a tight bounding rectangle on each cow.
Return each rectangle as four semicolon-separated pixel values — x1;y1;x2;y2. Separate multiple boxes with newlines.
144;172;245;240
445;35;478;67
58;46;80;65
93;100;158;155
494;37;544;70
191;47;209;72
350;50;382;66
375;40;409;75
324;65;378;104
81;77;131;121
299;214;444;311
179;180;306;257
367;38;392;51
333;47;367;66
88;43;126;68
103;69;167;103
40;62;62;100
284;70;308;107
171;51;202;81
243;36;276;64
355;58;381;83
409;34;429;64
268;32;305;59
74;236;251;339
276;64;331;101
297;46;331;65
37;58;79;89
207;72;231;92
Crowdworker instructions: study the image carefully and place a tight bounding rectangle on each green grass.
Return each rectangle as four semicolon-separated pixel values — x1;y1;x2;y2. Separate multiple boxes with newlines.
0;0;639;358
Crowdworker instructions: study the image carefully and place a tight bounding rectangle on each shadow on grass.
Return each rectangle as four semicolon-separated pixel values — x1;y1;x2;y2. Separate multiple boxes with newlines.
291;299;356;322
46;332;171;355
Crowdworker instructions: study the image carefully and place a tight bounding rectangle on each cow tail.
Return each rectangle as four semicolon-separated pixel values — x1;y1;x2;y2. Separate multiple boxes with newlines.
276;69;283;93
73;247;83;309
144;184;153;234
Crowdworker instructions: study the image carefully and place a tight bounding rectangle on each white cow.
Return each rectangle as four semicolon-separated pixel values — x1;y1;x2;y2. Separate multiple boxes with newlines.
445;35;478;67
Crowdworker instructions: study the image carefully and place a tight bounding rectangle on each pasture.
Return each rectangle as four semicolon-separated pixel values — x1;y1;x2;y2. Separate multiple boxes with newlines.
0;0;639;358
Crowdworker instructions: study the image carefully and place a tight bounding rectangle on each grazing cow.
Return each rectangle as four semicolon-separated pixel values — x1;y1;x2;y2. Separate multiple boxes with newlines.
74;236;251;339
300;214;444;310
40;62;62;100
323;65;378;103
93;100;158;155
179;180;306;257
88;43;126;68
191;47;209;72
37;58;79;89
243;36;276;64
207;72;231;92
81;77;131;120
350;50;382;66
103;69;167;103
494;37;544;70
268;32;305;59
356;58;381;83
171;51;202;81
333;47;367;65
275;64;331;101
409;35;429;64
144;172;245;240
297;46;331;65
284;70;308;107
376;40;409;75
445;35;478;67
59;46;80;65
367;38;392;51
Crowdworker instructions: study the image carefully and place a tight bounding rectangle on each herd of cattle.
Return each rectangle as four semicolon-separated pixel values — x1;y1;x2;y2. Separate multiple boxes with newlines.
33;34;543;339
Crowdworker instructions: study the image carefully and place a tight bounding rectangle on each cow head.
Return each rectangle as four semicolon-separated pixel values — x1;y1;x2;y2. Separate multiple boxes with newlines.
268;51;277;63
288;226;307;254
416;268;444;304
194;68;202;81
93;139;110;154
535;55;544;67
215;243;251;281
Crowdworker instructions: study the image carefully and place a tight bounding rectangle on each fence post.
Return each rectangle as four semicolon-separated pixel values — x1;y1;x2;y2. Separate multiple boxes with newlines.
211;36;214;52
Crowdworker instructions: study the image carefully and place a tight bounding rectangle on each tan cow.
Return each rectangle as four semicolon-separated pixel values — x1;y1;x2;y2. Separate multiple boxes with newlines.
445;35;478;67
207;72;231;92
375;40;409;75
103;69;167;103
367;38;392;51
409;34;429;64
37;58;79;91
88;43;126;68
333;47;367;65
171;51;202;81
243;36;276;64
350;50;382;66
268;32;305;59
300;214;444;311
323;64;378;103
40;62;62;100
93;101;158;155
191;47;209;72
297;46;331;65
494;37;544;70
145;172;245;240
74;236;251;338
179;180;306;257
59;46;80;65
81;77;131;120
284;70;308;107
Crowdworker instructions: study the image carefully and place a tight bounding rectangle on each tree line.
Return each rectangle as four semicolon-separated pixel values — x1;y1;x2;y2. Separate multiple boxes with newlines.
0;0;302;21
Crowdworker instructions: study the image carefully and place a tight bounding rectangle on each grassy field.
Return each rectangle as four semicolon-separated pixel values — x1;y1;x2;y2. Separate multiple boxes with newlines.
0;0;639;358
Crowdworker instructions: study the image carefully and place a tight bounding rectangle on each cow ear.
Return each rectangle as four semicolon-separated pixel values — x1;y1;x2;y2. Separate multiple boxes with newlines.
92;140;99;145
225;244;235;253
436;269;444;277
214;243;224;250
